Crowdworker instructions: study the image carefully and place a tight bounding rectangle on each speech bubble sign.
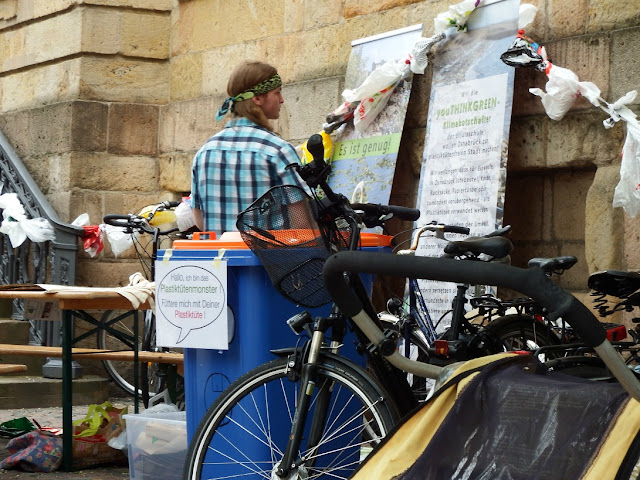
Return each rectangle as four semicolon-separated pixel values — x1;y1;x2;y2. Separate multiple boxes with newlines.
156;264;226;345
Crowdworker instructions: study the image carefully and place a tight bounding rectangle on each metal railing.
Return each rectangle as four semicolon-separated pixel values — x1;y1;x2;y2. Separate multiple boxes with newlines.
0;129;84;346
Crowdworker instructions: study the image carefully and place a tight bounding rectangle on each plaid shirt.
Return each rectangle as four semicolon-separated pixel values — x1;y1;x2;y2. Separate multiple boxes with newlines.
191;118;305;234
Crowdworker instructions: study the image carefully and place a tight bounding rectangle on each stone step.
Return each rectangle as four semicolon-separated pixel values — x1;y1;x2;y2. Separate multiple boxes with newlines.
0;319;30;344
0;375;109;409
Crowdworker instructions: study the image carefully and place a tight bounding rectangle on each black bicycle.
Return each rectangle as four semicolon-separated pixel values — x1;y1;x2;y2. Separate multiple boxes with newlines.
102;201;185;408
182;134;640;480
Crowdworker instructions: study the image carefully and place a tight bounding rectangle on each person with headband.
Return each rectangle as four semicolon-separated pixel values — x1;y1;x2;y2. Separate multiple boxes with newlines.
190;60;305;233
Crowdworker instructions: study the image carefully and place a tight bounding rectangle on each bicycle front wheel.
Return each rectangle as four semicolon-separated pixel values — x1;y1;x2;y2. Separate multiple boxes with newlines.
183;355;398;480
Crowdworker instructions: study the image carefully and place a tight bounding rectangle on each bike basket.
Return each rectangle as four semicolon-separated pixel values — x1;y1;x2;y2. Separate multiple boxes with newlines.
236;185;343;308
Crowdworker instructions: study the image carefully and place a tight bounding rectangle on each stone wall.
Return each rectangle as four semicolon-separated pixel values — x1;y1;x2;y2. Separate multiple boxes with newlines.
0;0;174;286
0;0;638;304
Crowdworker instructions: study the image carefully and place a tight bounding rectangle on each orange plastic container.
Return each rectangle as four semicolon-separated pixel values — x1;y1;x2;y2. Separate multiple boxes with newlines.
172;231;392;250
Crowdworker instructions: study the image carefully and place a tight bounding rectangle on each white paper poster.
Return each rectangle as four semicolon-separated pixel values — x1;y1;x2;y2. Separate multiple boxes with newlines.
416;0;519;325
155;260;229;350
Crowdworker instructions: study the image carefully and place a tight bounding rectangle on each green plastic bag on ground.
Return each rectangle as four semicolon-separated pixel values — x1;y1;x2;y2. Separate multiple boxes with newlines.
0;417;37;438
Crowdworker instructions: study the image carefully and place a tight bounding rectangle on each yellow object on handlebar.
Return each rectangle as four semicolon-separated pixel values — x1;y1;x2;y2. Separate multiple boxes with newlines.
300;131;334;165
138;205;177;227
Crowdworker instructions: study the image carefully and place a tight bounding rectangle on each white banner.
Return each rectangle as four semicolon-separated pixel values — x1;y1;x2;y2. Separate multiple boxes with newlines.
416;0;519;326
328;24;423;206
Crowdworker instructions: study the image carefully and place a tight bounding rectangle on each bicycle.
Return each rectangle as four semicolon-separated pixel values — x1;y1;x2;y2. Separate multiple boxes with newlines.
183;134;435;479
535;268;640;379
376;225;576;400
182;134;640;479
101;200;186;408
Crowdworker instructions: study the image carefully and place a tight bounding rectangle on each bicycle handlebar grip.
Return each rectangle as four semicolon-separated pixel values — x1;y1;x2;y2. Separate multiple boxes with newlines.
386;205;420;221
323;251;607;348
103;214;132;228
444;225;470;235
307;133;326;165
164;201;182;208
351;203;420;222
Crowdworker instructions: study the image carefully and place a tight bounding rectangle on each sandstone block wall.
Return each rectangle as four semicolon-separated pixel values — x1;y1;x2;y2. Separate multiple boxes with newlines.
0;0;638;308
0;1;173;287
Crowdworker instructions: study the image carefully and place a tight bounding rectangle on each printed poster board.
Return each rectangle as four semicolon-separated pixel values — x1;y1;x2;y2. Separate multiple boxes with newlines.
328;24;423;206
416;0;519;326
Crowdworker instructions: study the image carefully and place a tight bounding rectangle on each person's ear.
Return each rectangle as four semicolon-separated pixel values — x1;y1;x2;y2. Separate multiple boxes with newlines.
251;95;264;107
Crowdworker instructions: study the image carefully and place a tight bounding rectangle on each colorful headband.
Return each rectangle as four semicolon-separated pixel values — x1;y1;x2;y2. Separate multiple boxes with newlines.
216;73;282;121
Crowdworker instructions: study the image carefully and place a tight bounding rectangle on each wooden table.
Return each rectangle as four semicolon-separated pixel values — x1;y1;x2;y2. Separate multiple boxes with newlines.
0;288;153;471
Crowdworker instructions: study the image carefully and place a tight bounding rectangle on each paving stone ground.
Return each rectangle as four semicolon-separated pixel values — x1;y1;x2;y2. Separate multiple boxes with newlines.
0;399;136;480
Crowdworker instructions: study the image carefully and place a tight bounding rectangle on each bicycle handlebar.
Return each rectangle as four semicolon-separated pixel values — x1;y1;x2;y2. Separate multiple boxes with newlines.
103;213;152;232
351;203;420;228
324;251;605;346
323;251;640;400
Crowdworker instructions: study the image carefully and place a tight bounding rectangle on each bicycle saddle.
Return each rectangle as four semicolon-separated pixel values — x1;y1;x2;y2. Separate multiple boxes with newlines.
528;256;578;275
483;225;512;237
443;236;513;259
588;269;640;298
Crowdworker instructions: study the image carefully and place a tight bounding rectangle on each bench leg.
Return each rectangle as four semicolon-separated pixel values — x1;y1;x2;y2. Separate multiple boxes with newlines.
62;309;73;471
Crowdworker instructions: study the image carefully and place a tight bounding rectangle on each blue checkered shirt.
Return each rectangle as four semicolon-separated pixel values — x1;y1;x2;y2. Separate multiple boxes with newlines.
191;118;305;234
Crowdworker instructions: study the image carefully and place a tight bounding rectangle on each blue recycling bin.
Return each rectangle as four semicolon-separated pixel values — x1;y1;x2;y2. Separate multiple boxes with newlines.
165;231;391;442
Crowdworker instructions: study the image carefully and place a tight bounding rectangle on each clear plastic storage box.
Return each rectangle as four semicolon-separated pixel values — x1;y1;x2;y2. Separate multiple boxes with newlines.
123;411;187;480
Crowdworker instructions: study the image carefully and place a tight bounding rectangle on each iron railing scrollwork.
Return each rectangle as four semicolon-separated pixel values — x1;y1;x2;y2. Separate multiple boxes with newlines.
0;129;84;346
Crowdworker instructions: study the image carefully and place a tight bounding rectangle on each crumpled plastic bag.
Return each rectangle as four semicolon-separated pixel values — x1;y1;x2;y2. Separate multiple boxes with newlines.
433;0;478;35
518;3;538;29
409;33;445;74
72;213;104;257
103;223;135;257
611;96;640;217
343;58;410;133
529;64;601;120
117;272;155;310
0;192;56;247
174;199;196;232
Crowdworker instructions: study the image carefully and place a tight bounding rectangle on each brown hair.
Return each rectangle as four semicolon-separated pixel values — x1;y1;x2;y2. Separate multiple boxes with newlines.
228;60;278;131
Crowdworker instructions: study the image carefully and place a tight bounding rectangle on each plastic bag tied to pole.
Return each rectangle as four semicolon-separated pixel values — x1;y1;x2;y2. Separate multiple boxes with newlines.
72;213;104;257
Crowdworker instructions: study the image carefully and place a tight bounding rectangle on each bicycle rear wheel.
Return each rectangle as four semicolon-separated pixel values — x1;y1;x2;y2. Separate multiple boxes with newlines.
98;310;183;406
183;355;398;480
485;313;561;359
98;309;150;396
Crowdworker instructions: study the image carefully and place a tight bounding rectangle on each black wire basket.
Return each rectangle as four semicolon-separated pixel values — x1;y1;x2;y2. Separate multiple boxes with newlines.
236;185;348;308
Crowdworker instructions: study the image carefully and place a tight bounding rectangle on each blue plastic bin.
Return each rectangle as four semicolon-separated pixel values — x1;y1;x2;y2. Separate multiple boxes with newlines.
166;231;391;442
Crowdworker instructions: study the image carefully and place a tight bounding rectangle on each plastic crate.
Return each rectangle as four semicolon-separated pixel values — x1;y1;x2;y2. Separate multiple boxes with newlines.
123;411;187;480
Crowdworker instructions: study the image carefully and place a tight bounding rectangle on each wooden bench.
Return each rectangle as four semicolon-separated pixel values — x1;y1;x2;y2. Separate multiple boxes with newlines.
0;343;183;364
0;363;27;374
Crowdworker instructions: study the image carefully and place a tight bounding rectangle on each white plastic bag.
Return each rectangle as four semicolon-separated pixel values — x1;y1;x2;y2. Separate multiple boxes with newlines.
343;58;410;133
0;193;56;247
433;0;478;35
174;200;196;232
102;224;135;257
529;64;601;121
612;121;640;217
71;213;90;227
